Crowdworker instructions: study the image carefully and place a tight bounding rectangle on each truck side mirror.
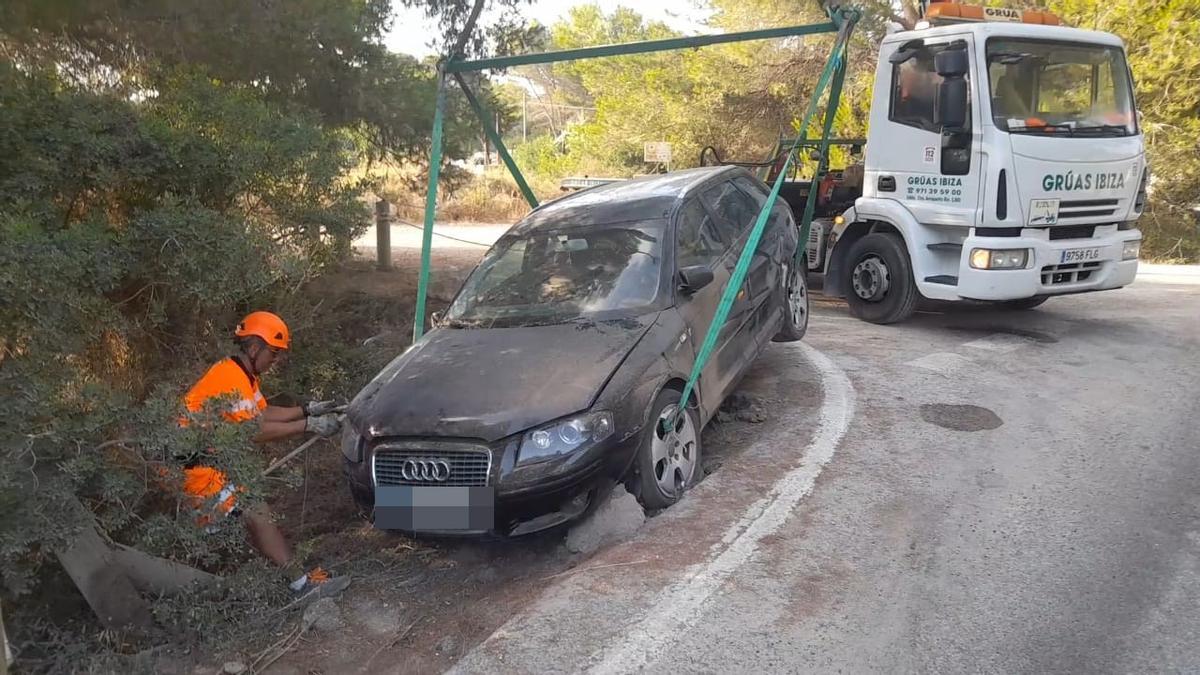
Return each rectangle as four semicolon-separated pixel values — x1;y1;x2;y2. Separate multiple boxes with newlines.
936;78;968;130
934;48;969;78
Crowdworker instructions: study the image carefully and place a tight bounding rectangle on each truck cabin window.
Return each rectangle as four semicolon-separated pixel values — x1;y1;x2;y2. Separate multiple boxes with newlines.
987;39;1136;136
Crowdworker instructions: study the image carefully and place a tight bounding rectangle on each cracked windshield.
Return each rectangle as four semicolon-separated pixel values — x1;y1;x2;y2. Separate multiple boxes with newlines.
447;221;664;326
988;39;1136;135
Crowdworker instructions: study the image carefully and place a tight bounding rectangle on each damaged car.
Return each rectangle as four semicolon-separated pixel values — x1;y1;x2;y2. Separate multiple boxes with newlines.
341;165;808;535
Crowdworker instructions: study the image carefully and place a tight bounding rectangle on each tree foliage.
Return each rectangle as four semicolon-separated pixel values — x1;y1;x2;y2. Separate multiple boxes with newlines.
1047;0;1200;260
504;0;1197;260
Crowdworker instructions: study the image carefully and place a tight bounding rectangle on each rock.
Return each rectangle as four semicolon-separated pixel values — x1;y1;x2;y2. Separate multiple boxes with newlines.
722;392;754;411
222;662;248;675
435;635;459;655
565;488;646;555
302;597;344;633
735;407;767;424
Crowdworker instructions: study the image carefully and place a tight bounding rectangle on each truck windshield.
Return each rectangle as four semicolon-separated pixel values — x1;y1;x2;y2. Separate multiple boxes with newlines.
445;221;665;327
987;39;1136;137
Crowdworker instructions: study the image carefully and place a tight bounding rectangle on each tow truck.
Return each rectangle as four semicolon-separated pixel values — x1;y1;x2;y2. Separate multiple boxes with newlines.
720;0;1146;323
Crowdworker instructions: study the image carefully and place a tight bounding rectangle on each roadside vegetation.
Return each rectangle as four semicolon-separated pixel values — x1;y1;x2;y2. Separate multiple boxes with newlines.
395;0;1199;260
2;0;1198;671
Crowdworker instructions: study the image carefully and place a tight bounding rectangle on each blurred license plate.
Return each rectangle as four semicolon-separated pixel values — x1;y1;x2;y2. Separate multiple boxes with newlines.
374;486;494;532
1060;247;1101;264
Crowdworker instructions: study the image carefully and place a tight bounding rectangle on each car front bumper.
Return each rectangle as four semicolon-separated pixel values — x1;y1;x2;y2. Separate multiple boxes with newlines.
949;226;1140;301
342;429;642;536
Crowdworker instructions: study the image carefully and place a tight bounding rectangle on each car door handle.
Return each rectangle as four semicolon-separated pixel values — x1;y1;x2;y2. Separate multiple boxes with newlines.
878;175;896;192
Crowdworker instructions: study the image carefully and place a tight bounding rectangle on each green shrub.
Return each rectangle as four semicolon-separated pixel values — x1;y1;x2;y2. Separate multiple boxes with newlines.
0;61;368;637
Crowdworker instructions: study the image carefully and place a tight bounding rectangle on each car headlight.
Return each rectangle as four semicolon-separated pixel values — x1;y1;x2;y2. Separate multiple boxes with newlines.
518;411;615;465
1122;240;1141;261
970;248;1030;270
341;424;365;463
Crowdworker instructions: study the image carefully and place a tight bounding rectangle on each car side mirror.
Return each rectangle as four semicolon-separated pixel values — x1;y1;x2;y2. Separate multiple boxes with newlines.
677;265;714;295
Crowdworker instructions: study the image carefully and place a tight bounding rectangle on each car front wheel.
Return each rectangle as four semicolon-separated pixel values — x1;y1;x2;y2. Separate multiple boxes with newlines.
773;258;809;342
632;389;702;511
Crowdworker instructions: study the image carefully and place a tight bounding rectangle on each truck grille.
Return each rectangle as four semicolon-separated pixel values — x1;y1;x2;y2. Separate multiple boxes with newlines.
372;446;492;487
1048;225;1096;241
1057;199;1118;221
1041;262;1102;286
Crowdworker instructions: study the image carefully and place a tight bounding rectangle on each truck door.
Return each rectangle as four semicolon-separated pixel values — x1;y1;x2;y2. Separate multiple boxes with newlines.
871;35;982;227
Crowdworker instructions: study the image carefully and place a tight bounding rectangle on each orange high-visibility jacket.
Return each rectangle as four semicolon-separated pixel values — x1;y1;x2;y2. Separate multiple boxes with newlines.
183;358;266;423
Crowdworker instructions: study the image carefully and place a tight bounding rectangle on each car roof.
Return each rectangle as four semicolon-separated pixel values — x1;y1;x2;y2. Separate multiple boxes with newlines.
510;165;752;235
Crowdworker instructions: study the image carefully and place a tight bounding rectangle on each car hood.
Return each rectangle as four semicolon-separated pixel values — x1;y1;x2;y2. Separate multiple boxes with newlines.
348;314;657;443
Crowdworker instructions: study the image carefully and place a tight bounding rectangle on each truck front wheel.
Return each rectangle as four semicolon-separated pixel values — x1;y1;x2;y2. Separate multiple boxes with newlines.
843;232;919;324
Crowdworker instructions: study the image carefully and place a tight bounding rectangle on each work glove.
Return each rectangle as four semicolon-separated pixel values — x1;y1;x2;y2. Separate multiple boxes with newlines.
305;413;342;438
302;399;340;416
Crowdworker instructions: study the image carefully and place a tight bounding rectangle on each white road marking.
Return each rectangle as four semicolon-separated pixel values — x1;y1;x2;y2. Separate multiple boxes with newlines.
963;333;1030;354
586;343;856;674
906;351;974;375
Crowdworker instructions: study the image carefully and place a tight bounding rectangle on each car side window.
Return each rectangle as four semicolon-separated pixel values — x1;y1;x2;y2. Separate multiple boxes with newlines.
676;199;726;269
733;176;769;208
701;181;761;239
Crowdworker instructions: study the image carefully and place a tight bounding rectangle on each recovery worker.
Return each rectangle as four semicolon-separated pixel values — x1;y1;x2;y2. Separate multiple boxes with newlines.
181;310;343;593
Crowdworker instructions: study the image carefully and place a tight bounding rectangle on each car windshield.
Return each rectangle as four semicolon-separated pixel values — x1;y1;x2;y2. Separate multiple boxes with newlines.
987;39;1136;136
445;220;665;327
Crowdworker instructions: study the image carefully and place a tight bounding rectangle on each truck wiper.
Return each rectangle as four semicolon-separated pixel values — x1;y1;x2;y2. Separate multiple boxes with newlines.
1007;122;1075;135
1072;124;1130;136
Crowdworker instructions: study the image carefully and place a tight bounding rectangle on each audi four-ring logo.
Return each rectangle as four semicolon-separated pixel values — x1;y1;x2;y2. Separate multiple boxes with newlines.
400;458;451;482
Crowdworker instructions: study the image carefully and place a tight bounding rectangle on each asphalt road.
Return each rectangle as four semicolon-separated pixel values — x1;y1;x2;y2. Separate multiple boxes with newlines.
450;273;1200;674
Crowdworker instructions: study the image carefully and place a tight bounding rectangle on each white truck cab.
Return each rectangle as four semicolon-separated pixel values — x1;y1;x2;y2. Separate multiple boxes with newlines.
818;6;1145;323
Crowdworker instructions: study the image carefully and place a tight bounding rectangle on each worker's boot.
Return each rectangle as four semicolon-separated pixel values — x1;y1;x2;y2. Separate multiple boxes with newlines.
289;566;351;600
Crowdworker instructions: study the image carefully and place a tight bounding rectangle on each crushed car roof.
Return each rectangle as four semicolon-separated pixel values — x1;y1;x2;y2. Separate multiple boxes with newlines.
511;165;747;234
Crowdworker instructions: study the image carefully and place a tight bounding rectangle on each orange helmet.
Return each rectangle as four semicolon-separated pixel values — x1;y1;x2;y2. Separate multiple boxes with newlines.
235;311;290;350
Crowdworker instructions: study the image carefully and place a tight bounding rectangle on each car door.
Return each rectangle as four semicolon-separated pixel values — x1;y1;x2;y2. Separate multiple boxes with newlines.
672;197;740;415
731;175;789;346
699;180;770;365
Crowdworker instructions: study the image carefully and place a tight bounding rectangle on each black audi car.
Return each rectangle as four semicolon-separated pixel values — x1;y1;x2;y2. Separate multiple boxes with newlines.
341;166;809;535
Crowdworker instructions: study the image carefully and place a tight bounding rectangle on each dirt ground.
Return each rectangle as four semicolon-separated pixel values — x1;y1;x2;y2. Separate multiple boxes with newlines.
195;245;784;674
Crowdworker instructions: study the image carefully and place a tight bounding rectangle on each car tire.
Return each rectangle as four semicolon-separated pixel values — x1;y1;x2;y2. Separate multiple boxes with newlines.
997;296;1049;310
843;232;919;324
632;389;702;511
772;257;809;342
344;464;374;519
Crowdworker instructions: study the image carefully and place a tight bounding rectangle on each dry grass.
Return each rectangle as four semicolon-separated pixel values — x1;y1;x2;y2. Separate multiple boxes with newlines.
358;161;563;223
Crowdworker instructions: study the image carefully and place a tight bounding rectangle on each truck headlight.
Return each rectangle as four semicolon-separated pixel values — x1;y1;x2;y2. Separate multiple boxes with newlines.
970;248;1030;270
341;424;365;463
519;411;614;465
1122;240;1141;261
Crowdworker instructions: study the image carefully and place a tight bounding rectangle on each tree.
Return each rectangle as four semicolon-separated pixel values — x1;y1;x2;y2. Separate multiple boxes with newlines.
1048;0;1200;260
0;0;465;162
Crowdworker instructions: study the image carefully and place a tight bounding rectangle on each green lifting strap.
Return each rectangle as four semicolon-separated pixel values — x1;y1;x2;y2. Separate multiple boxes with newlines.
670;9;858;433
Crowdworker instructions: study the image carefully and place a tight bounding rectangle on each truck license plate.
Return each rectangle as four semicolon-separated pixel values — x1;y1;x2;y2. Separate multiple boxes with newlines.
1060;247;1101;264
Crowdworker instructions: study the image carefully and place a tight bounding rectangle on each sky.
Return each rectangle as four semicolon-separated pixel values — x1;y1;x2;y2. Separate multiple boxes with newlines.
384;0;714;59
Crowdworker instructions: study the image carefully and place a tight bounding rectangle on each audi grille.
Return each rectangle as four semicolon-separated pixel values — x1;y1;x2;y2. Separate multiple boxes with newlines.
372;445;492;487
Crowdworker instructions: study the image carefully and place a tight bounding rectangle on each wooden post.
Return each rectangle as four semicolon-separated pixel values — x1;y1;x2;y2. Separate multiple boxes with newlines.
375;199;392;271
